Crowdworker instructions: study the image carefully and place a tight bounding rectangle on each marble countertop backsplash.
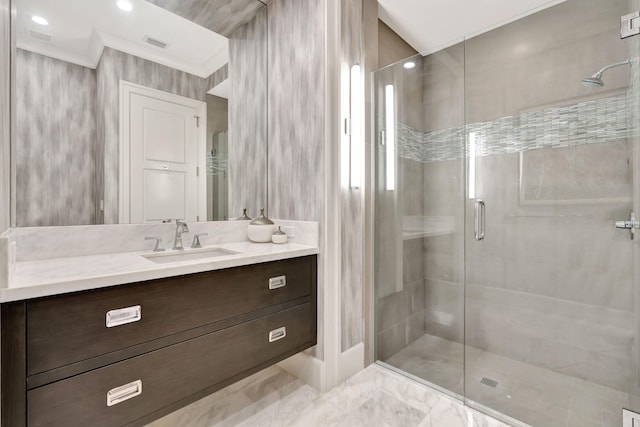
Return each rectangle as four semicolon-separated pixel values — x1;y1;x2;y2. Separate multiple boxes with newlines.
0;220;319;302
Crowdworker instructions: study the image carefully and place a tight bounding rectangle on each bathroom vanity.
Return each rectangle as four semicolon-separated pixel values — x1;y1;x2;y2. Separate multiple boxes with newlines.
0;229;318;427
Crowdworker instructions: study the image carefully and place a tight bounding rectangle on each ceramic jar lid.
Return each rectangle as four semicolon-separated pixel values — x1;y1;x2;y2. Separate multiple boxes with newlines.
250;209;274;225
236;208;252;220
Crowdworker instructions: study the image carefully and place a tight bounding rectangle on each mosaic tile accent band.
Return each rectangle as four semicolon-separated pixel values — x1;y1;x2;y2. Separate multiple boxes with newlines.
397;93;636;163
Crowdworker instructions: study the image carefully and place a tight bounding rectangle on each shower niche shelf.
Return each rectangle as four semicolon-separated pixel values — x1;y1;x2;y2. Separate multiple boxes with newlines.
402;216;455;240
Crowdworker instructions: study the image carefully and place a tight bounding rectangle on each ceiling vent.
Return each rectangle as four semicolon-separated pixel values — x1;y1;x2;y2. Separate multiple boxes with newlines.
29;29;53;43
143;35;168;49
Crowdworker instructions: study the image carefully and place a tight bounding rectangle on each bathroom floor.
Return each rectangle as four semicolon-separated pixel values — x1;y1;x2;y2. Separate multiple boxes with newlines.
386;334;637;427
147;363;509;427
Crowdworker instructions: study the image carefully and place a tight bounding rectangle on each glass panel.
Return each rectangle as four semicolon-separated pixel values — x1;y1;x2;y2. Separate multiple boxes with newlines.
374;48;465;395
464;0;640;425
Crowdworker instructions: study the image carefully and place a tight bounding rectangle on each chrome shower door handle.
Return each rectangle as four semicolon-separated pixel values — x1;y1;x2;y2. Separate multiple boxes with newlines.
475;199;485;241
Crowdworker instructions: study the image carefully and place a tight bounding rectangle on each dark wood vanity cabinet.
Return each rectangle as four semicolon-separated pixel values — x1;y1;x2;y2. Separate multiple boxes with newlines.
1;255;317;427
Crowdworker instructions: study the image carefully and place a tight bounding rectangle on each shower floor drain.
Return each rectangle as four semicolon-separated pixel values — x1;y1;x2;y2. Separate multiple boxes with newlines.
480;377;498;388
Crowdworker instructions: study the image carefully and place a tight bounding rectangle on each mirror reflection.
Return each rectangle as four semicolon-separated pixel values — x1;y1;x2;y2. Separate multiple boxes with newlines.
13;0;267;226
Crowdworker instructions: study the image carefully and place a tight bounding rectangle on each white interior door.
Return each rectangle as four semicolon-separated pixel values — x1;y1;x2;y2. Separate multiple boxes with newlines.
120;81;206;223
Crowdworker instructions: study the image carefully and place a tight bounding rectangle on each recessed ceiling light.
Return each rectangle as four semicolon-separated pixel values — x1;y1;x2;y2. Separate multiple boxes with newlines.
116;0;133;11
31;16;49;26
403;61;416;69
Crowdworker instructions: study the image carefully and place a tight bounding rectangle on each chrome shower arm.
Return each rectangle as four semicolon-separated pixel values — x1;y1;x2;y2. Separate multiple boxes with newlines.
591;58;631;77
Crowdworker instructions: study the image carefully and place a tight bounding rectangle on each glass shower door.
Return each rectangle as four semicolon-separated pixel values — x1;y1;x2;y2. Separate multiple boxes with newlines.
374;46;466;395
464;0;640;425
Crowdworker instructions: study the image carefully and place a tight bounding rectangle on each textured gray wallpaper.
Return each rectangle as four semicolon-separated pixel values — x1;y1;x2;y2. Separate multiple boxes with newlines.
147;0;265;37
15;49;97;226
267;0;325;222
205;64;228;92
341;0;364;352
228;7;268;218
0;0;9;231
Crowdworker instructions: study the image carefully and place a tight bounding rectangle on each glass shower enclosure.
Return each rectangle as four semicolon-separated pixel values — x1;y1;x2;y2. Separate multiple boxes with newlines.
374;0;640;425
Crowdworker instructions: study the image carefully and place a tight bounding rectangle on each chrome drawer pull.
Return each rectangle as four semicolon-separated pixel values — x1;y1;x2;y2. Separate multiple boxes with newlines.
106;305;142;328
268;326;287;342
107;379;142;407
268;275;287;290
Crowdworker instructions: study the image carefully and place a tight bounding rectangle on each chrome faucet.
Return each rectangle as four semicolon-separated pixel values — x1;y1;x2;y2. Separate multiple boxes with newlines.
173;220;190;250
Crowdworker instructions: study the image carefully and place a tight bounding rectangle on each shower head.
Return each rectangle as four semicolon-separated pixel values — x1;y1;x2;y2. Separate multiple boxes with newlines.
581;75;605;87
581;58;631;88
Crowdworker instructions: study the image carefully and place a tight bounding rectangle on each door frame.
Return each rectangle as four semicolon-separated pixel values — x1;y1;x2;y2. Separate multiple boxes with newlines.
119;80;207;223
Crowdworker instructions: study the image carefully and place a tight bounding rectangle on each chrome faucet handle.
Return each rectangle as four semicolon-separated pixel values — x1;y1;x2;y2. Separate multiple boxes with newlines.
176;219;190;232
191;233;208;248
615;209;639;240
173;220;190;250
145;236;165;252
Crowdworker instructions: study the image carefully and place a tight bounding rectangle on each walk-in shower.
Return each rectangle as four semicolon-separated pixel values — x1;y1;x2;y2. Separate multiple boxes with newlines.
374;0;640;425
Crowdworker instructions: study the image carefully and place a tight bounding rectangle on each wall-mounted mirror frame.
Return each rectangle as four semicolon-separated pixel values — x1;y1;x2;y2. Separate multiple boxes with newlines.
10;0;268;227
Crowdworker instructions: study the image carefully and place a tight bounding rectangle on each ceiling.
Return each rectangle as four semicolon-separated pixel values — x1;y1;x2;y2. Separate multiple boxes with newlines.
16;0;229;78
378;0;567;55
18;0;571;77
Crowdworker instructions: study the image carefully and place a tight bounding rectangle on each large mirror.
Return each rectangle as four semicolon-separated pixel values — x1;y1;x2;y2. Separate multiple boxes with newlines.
11;0;267;227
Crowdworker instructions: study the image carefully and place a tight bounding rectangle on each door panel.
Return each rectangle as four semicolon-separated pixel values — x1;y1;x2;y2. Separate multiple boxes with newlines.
130;93;197;224
142;107;187;164
143;170;186;222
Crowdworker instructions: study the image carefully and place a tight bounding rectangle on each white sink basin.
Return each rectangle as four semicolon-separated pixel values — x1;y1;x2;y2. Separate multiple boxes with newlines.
142;247;240;264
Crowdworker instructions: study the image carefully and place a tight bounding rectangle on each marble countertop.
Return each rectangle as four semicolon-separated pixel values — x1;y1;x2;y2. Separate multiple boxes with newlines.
3;241;319;302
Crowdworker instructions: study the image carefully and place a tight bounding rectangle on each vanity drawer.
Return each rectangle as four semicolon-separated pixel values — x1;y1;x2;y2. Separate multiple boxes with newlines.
28;303;314;427
27;255;315;376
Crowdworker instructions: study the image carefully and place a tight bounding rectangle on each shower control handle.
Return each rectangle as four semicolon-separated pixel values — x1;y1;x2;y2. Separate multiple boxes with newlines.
474;199;485;241
615;210;639;240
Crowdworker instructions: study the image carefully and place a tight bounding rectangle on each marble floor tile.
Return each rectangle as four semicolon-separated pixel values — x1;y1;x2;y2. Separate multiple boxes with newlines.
335;391;426;427
284;395;349;427
230;380;320;427
148;363;507;427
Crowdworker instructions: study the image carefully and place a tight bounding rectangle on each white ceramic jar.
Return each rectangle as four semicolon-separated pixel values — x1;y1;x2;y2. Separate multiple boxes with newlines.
271;226;288;244
247;209;276;243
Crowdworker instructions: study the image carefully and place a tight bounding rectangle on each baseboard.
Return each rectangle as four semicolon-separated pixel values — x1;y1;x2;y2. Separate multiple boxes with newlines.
338;342;364;384
278;350;325;391
278;343;365;392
